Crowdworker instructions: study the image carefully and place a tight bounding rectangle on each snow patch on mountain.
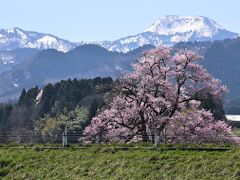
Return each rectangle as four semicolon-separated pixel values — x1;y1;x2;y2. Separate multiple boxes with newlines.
37;35;58;44
13;78;19;88
1;55;14;64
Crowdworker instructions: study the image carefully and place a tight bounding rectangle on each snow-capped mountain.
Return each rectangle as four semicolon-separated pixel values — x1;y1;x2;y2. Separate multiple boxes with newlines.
0;27;78;52
96;16;238;52
0;16;238;54
146;15;224;38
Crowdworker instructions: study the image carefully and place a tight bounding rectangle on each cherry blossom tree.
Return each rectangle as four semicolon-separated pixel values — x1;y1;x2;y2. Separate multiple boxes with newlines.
83;47;238;143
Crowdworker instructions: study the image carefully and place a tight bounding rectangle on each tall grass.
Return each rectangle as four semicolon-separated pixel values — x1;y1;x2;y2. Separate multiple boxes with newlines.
0;146;240;179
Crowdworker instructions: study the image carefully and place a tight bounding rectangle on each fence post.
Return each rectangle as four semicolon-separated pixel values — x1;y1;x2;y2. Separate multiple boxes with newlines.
62;126;68;147
154;128;160;147
96;134;100;144
62;131;65;147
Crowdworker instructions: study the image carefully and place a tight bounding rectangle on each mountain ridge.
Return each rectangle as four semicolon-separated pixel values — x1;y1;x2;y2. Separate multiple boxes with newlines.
0;16;238;53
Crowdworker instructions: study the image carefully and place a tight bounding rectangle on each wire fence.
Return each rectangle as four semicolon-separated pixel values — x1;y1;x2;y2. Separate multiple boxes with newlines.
0;131;239;148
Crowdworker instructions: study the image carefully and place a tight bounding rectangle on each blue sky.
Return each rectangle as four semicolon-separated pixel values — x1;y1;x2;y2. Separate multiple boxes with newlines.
1;0;239;41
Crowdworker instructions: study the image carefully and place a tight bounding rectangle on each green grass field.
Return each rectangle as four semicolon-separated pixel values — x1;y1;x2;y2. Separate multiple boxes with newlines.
0;146;240;179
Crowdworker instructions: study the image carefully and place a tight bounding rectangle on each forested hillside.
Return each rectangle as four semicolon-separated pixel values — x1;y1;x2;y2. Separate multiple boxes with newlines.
0;77;113;143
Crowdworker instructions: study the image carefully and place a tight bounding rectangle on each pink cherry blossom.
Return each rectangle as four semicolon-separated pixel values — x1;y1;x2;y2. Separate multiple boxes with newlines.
83;47;239;144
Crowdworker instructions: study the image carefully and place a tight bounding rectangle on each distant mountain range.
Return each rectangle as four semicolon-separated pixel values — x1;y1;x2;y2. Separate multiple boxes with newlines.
0;44;154;102
0;16;238;54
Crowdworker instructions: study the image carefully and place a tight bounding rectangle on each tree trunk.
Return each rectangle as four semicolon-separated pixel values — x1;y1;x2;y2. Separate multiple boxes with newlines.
139;111;149;142
141;127;149;142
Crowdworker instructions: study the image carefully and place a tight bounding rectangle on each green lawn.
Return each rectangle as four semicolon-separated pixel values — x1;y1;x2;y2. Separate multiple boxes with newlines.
0;146;240;179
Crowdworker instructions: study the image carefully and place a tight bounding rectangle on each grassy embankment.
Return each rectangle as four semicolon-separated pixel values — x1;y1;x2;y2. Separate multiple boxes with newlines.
0;144;240;179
